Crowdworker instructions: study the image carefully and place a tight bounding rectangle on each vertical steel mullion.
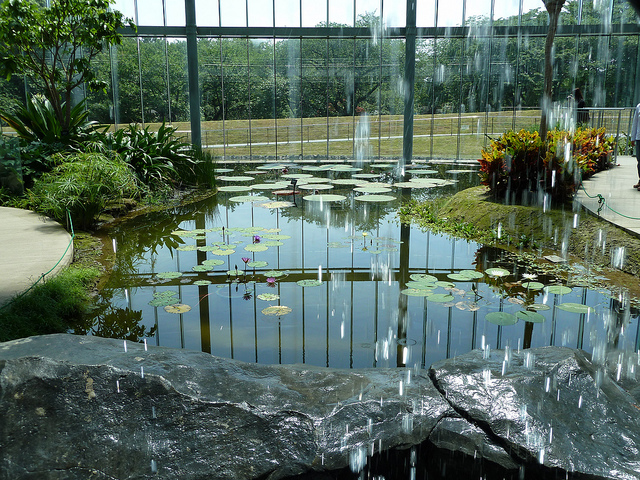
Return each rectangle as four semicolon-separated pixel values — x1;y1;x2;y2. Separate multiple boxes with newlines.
402;0;416;166
134;0;145;126
378;0;383;160
218;1;226;158
163;0;173;125
429;0;438;160
273;0;278;159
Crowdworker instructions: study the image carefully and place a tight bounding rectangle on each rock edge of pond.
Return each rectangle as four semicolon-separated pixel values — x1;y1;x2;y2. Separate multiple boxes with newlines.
1;334;638;480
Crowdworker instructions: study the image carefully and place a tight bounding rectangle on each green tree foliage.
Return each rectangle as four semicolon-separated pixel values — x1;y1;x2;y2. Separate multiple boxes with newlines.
0;0;135;133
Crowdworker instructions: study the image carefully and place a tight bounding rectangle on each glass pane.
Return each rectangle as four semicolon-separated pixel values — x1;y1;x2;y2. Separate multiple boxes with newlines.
135;0;164;25
220;0;247;26
250;39;277;158
302;0;327;27
112;37;142;124
466;0;492;24
354;38;380;160
275;39;303;157
196;0;220;26
275;0;301;27
356;0;381;24
327;38;353;159
437;0;462;27
329;0;354;26
166;39;189;122
220;39;251;157
382;0;405;28
301;37;329;157
166;0;186;26
86;48;113;125
416;0;435;27
199;38;225;156
112;0;136;21
493;0;520;25
379;37;403;157
414;38;435;159
248;0;274;27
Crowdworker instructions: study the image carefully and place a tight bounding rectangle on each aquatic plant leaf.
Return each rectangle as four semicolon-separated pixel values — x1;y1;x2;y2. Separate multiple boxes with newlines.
262;228;282;233
448;273;474;282
153;291;178;298
247;260;268;267
485;268;510;277
194;280;212;286
328;242;350;248
303;194;347;202
171;230;198;237
522;281;545;290
355;194;397;202
210;248;236;256
410;273;438;283
544;285;572;295
455;301;480;311
507;297;525;305
244;244;268;252
257;293;280;301
370;163;395;168
282;173;313;179
262;305;292;316
262;234;291;240
164;303;192;314
263;240;284;247
297;279;323;287
203;259;225;266
485;312;518;326
259;201;296;208
299;184;334;190
148;296;180;307
156;271;183;279
217;175;255;181
353;186;392;193
557;302;594;313
192;265;211;272
528;303;551;311
428;293;455;303
459;270;484;279
409;169;438;174
176;245;198;251
405;281;437;290
251;183;285;190
227;269;244;276
218;185;251;192
392;181;436;188
516;310;546;323
229;195;270;203
435;281;456;289
264;270;289;277
401;288;433;297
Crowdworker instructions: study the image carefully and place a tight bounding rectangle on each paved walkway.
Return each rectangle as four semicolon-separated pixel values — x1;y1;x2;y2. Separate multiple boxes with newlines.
575;154;640;237
0;155;637;306
0;207;73;307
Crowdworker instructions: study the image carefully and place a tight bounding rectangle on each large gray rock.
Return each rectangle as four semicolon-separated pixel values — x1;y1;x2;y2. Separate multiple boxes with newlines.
0;334;452;480
430;346;640;480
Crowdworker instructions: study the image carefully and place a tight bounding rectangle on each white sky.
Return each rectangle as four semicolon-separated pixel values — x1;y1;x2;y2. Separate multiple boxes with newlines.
113;0;545;29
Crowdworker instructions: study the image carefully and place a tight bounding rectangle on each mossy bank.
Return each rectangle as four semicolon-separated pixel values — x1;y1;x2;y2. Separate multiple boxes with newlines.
399;186;640;303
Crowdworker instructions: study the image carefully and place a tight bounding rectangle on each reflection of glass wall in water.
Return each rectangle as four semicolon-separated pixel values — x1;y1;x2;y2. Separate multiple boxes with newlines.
94;184;640;370
6;0;640;159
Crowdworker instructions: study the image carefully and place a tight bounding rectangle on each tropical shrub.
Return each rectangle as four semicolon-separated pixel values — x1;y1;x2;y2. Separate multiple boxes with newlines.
99;123;198;189
28;151;140;229
478;127;614;203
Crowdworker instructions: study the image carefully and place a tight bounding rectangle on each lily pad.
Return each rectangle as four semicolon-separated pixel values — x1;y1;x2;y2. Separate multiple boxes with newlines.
544;285;573;295
522;281;545;290
148;296;180;307
156;271;183;279
298;184;334;190
229;195;270;203
485;268;510;277
262;234;291;240
410;273;438;283
405;281;437;290
262;305;293;316
259;201;296;208
227;269;244;276
247;260;269;268
353;186;392;193
218;185;252;192
203;259;225;267
192;265;212;272
164;304;192;314
427;293;455;303
527;303;551;311
556;302;594;314
244;244;269;252
435;281;456;289
401;288;433;297
264;270;289;278
303;194;347;202
516;310;546;323
194;280;212;286
297;279;323;287
210;248;236;256
257;293;280;301
263;240;284;247
485;312;518;326
176;245;198;251
217;175;255;182
458;270;484;280
355;194;397;202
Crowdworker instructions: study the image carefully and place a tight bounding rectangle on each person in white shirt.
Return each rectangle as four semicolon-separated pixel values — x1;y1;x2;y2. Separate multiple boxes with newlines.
630;102;640;189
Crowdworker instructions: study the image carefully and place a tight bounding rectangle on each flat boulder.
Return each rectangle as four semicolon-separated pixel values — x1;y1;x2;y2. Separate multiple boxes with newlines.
0;334;452;479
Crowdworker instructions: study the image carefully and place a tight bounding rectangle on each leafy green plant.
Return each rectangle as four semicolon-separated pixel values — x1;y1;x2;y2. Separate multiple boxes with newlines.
0;95;105;145
101;123;197;189
29;151;140;229
0;266;100;342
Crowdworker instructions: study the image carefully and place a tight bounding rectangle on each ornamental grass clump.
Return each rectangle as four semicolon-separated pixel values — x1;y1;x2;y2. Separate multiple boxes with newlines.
478;127;614;204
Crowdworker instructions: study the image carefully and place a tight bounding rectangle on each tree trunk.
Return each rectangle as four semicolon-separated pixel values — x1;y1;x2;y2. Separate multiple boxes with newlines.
539;0;565;142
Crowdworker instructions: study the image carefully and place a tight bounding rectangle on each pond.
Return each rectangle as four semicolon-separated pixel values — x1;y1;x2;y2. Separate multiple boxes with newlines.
86;161;640;372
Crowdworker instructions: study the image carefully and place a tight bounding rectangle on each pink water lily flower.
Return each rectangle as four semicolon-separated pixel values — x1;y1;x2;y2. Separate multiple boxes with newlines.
242;257;250;264
266;277;276;287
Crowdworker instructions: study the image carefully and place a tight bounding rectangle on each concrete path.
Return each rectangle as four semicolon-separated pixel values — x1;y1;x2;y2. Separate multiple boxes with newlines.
575;154;640;237
0;207;73;307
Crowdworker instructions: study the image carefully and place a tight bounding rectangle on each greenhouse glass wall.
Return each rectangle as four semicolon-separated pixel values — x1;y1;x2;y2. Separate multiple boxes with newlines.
3;0;640;161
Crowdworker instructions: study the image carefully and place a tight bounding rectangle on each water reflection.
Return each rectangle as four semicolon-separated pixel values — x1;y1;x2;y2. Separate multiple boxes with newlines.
88;165;640;370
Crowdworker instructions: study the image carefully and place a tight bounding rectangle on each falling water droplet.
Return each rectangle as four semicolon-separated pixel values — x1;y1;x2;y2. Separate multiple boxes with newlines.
116;380;120;393
578;395;583;408
123;340;127;353
150;459;157;474
140;366;144;379
144;339;148;351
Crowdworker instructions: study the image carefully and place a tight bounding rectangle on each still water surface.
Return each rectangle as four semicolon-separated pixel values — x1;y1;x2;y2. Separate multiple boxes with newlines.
90;163;639;370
